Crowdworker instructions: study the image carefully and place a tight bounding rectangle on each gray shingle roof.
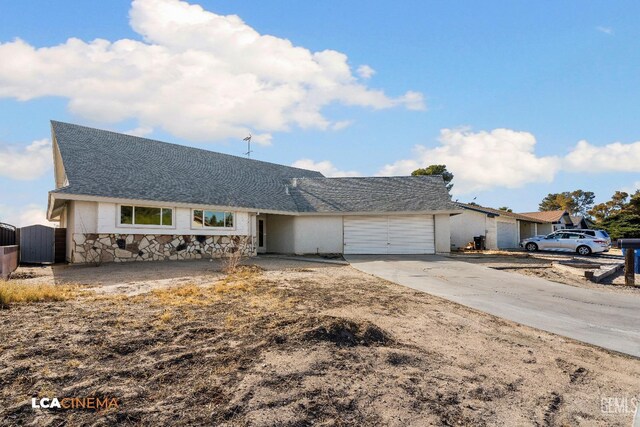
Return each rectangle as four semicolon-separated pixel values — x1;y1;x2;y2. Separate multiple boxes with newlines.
290;176;459;213
51;121;458;213
457;202;552;223
51;121;323;212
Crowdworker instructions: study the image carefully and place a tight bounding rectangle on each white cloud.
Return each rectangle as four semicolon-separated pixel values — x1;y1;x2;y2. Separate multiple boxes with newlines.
330;120;353;131
0;204;56;227
564;139;640;172
291;159;361;177
357;65;376;79
378;128;560;194
124;126;154;137
596;26;613;35
378;128;640;195
0;139;52;180
0;0;424;143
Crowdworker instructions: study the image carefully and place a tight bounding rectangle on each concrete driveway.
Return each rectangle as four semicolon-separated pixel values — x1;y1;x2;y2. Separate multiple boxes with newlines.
345;255;640;358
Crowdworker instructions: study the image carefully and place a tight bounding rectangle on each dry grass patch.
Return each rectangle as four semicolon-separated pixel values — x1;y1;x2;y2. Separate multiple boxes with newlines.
3;264;638;426
149;265;264;307
0;281;86;308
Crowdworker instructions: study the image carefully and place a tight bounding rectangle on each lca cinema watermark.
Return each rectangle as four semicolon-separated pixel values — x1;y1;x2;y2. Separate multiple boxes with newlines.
31;396;119;411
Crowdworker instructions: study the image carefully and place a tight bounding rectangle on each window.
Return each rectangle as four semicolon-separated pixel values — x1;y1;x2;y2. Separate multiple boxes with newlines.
119;205;173;226
120;206;133;225
192;210;234;228
560;233;580;240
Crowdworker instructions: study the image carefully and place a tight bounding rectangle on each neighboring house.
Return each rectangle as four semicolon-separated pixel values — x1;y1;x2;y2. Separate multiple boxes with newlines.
46;122;461;263
569;215;592;229
452;203;551;250
518;210;573;233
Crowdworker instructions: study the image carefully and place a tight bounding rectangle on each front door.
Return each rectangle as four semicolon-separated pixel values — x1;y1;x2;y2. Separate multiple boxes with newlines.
257;218;266;253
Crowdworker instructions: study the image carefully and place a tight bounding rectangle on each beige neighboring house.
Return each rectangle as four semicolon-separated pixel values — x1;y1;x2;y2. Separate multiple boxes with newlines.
452;204;551;250
518;210;574;234
46;122;462;263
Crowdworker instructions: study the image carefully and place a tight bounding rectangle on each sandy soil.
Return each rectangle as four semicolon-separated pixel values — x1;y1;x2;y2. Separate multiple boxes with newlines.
1;259;639;426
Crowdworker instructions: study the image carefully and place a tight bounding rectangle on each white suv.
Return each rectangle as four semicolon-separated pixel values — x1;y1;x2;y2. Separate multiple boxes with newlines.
520;231;609;255
570;229;611;250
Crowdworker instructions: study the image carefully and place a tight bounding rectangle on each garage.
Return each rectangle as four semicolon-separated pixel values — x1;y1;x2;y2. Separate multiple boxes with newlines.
343;215;435;254
497;221;517;249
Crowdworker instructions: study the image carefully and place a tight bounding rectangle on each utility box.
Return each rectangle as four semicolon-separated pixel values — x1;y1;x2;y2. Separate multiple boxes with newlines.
621;248;640;274
618;239;640;285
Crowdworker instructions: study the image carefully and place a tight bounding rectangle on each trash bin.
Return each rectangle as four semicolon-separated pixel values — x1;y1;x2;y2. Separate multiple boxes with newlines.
473;236;486;250
621;248;640;274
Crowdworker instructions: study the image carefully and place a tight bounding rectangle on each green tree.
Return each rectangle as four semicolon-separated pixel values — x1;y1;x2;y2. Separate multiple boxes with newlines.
593;190;640;239
539;190;595;215
498;206;513;212
588;191;628;221
411;165;454;191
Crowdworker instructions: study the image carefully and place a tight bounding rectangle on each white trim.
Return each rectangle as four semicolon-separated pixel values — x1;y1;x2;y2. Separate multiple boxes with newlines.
116;204;176;229
48;192;464;217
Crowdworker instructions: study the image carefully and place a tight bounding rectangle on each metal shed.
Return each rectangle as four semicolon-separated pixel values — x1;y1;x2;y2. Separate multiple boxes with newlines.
20;225;55;264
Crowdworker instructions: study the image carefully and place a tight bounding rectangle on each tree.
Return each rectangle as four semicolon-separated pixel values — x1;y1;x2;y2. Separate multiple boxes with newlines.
412;165;454;191
592;190;640;239
588;191;628;221
498;206;513;212
539;190;595;216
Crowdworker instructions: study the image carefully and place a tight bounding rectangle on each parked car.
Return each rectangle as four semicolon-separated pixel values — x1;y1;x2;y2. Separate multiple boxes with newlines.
569;229;611;249
520;231;609;255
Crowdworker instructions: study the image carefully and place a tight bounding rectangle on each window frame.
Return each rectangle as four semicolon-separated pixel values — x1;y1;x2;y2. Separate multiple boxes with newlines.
117;204;176;229
190;209;236;230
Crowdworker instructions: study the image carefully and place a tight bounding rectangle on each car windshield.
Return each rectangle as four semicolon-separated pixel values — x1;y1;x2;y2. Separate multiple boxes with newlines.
545;234;557;239
601;230;609;237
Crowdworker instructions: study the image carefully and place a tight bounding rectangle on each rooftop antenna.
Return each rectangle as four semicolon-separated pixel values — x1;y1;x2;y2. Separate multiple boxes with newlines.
243;134;252;158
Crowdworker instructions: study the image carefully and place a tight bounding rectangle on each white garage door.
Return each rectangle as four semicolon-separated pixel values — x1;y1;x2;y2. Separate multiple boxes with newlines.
497;221;517;248
343;215;435;254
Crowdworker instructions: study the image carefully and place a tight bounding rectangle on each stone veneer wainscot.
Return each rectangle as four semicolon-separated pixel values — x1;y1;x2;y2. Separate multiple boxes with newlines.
72;234;254;263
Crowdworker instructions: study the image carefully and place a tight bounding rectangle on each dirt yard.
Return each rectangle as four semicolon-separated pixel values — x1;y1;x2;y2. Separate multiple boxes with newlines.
1;258;639;426
453;251;639;295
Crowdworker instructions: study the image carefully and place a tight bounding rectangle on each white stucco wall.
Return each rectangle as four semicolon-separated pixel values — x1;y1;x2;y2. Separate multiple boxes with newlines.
496;217;519;248
92;202;250;236
74;201;98;233
65;202;75;261
265;214;295;253
293;216;343;254
65;201;253;261
262;215;343;254
485;216;497;250
450;210;498;250
434;214;451;254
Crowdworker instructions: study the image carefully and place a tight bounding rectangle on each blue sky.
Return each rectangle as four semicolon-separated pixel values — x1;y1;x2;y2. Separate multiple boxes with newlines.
1;0;639;225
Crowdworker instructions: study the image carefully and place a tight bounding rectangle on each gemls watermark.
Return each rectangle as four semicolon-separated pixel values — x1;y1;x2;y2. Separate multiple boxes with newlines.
601;395;639;421
31;397;119;411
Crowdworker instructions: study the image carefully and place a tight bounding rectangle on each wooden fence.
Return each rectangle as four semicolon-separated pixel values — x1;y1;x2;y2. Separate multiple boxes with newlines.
0;245;19;279
0;222;17;246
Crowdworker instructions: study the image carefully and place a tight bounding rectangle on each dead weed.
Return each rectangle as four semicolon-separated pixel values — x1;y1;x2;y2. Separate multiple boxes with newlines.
0;281;88;309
